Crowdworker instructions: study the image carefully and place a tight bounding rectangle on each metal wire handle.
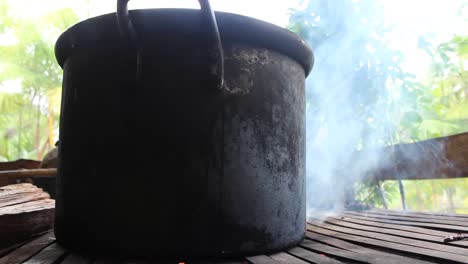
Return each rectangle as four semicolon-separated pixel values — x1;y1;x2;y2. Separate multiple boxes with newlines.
116;0;224;89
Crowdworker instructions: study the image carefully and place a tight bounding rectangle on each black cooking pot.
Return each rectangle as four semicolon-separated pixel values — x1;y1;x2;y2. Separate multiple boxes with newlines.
55;0;313;258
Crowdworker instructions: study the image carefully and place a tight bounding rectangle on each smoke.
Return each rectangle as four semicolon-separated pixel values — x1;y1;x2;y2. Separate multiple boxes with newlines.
300;0;456;216
303;1;390;214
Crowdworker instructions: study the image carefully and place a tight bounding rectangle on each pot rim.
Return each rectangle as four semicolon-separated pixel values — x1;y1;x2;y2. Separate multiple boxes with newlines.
55;8;314;76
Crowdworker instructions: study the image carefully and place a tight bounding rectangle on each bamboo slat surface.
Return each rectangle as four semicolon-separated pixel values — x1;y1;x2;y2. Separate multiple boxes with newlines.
2;209;468;263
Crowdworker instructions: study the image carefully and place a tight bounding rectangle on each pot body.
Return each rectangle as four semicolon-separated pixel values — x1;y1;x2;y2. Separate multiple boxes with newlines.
55;9;311;258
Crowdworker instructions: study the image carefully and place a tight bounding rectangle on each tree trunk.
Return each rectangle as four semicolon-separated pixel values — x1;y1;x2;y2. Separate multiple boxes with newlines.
34;97;42;160
48;106;54;148
17;108;23;158
447;187;455;213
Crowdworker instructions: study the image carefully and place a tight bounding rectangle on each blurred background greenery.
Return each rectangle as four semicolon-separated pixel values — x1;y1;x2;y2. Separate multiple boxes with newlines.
289;0;467;213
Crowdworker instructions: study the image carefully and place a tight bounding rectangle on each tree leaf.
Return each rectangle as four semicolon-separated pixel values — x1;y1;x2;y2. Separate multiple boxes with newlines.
401;111;422;127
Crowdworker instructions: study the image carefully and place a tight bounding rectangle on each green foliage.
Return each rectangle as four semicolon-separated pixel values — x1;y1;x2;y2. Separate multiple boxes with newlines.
357;33;468;209
383;179;468;213
0;91;38;160
355;181;399;208
0;0;79;160
289;0;468;211
288;0;409;208
412;35;468;140
0;8;78;93
289;0;406;127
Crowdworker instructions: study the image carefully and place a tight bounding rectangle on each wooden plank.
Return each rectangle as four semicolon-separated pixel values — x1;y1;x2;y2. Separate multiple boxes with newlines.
0;200;54;249
192;260;249;264
370;209;468;220
334;215;468;247
345;211;468;228
302;239;426;264
299;240;373;263
287;247;346;264
61;253;91;264
308;221;468;256
121;260;179;264
344;212;468;232
308;224;468;263
307;231;433;264
321;217;450;243
354;210;468;225
0;169;56;178
0;184;50;208
0;233;55;264
0;159;41;171
335;214;457;237
100;257;245;264
365;131;468;181
0;184;54;248
22;243;67;264
246;255;286;264
191;261;246;264
0;240;28;258
0;168;55;190
0;199;54;215
123;259;245;264
0;210;54;250
268;252;310;264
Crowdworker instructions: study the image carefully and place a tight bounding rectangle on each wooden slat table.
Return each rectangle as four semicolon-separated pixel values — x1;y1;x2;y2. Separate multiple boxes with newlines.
0;184;54;249
1;209;468;264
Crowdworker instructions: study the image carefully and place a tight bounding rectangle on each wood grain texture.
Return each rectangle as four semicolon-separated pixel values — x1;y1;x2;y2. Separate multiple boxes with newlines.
0;233;55;264
308;223;468;263
22;243;67;264
0;169;56;179
287;246;345;264
4;210;468;263
0;184;50;208
0;184;54;249
344;211;468;232
0;160;41;187
268;252;310;264
306;231;433;264
245;255;285;264
351;210;468;225
0;160;41;171
322;216;452;243
370;208;468;219
366;131;468;180
334;214;458;236
308;221;468;256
